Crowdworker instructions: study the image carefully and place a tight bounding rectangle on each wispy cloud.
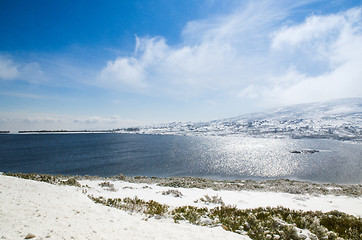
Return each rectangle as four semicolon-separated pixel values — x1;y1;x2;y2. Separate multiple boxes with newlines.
0;91;48;99
0;55;19;80
97;1;362;107
0;54;45;83
96;1;293;98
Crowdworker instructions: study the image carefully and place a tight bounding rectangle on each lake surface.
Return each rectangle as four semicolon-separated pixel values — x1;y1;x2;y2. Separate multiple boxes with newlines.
0;133;361;183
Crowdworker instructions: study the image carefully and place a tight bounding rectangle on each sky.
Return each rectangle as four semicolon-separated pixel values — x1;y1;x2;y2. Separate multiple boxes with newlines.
1;0;362;132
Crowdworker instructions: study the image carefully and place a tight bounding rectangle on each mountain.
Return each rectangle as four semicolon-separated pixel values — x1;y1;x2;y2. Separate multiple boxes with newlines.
121;98;362;141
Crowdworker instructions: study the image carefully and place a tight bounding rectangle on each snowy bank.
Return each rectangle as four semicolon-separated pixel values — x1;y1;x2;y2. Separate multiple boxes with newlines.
81;179;362;217
0;175;247;240
1;173;361;239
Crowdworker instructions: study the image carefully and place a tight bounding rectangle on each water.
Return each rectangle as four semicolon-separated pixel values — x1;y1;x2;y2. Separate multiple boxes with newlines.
0;133;361;183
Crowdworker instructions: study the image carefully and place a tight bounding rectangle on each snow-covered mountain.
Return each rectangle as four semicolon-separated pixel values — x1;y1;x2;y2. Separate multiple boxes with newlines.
121;98;362;141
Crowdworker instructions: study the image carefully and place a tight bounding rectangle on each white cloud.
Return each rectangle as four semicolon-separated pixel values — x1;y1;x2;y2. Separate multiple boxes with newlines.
97;1;294;98
99;57;146;89
272;7;362;50
0;55;19;80
266;60;362;105
59;1;362;111
265;7;362;105
272;15;343;50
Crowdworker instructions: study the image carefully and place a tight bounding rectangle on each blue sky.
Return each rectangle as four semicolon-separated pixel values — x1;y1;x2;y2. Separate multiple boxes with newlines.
1;0;362;132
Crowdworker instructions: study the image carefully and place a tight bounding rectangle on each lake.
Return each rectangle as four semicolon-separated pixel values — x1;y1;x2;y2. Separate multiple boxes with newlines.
0;133;361;183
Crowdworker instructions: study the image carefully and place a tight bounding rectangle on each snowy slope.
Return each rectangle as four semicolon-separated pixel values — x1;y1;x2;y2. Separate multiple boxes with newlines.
121;98;362;141
1;174;361;239
0;175;248;240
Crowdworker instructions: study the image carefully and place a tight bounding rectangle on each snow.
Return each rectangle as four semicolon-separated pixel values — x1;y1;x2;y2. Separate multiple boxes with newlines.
1;174;361;239
81;179;362;217
119;98;362;141
0;175;248;240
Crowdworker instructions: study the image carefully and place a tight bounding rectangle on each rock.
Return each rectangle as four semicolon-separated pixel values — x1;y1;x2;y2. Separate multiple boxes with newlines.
154;215;162;220
302;149;319;153
290;150;301;154
24;233;36;239
290;149;319;154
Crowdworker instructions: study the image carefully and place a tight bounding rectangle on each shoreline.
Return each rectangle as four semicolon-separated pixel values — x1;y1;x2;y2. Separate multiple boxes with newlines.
4;131;362;143
5;172;362;197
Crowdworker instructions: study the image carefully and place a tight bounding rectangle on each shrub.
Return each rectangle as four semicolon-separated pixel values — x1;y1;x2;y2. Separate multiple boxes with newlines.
99;181;117;191
162;189;183;198
87;195;362;240
199;194;224;205
145;200;169;216
62;178;81;187
172;206;208;224
88;195;168;216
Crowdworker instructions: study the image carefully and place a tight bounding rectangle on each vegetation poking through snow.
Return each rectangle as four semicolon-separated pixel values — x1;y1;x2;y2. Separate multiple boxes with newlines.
172;206;208;225
5;173;81;187
145;200;169;216
4;173;361;239
5;173;60;184
98;181;117;191
207;206;362;240
162;189;183;198
89;195;362;240
199;194;225;205
113;175;361;197
154;178;362;197
61;177;81;187
5;172;362;197
88;195;169;217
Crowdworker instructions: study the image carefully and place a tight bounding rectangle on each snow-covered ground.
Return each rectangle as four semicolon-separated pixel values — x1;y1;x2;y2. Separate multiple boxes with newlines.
81;179;362;217
1;174;361;239
0;175;248;240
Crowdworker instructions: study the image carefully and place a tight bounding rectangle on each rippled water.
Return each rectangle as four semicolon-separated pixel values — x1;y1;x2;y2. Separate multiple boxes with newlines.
0;133;361;183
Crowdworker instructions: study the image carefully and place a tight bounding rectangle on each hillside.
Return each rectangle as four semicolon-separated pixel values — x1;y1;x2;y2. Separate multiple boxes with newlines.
124;98;362;141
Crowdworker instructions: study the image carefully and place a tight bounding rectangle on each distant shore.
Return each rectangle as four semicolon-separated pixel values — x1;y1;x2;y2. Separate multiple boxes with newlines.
17;130;115;134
